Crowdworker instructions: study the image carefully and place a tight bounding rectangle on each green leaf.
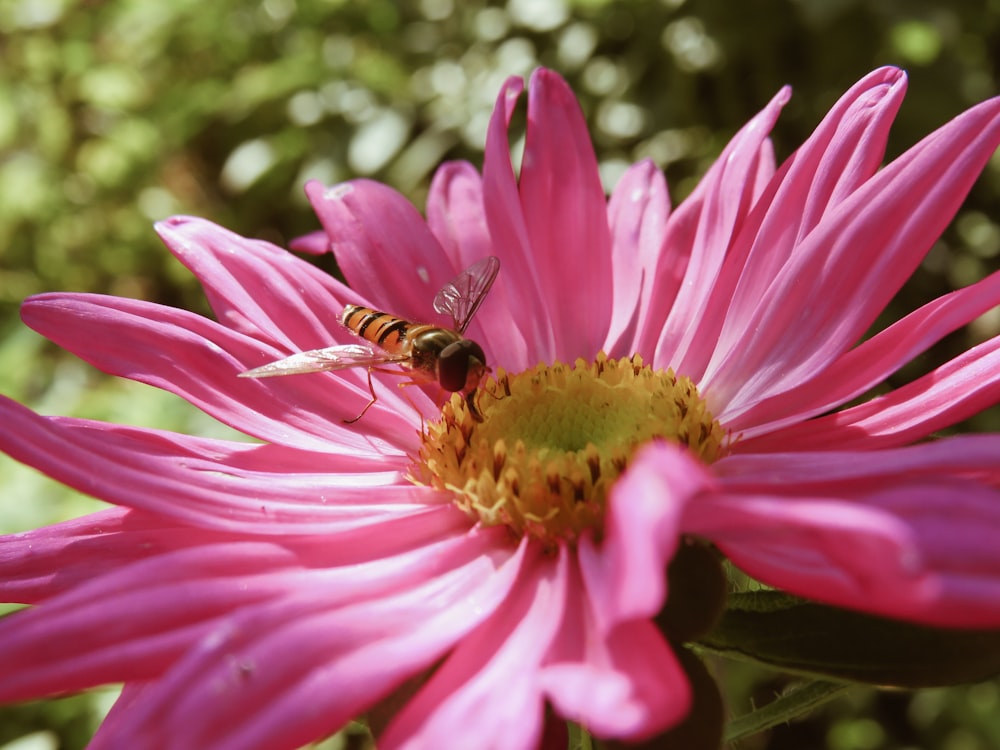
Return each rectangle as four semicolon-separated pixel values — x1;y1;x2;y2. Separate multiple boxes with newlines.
699;591;1000;688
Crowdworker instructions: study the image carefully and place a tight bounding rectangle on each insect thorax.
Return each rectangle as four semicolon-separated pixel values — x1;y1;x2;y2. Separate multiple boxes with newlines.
408;327;463;371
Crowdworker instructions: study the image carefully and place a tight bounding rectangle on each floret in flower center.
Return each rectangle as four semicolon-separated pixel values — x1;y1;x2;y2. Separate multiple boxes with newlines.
412;352;726;547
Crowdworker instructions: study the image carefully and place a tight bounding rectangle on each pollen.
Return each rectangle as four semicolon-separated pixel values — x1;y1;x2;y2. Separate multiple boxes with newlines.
411;352;727;547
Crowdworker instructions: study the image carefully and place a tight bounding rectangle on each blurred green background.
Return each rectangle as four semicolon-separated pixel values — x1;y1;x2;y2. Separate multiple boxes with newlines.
2;0;1000;747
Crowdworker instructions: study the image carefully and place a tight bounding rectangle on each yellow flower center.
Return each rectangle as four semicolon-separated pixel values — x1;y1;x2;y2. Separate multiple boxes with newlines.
412;352;726;547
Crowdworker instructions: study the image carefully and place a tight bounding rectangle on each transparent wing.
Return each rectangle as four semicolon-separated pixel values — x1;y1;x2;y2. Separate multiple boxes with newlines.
432;255;500;334
239;344;408;378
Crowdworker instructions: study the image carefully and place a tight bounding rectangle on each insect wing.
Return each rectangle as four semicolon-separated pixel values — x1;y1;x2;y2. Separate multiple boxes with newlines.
432;255;500;334
240;344;407;378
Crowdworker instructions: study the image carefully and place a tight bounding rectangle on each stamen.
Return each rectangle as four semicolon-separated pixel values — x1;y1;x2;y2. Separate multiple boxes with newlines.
412;353;726;547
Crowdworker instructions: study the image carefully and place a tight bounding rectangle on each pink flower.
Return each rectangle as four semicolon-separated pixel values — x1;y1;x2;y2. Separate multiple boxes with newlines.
4;65;1000;748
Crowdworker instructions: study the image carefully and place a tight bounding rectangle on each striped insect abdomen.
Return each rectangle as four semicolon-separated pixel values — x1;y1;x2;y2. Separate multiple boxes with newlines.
341;304;419;355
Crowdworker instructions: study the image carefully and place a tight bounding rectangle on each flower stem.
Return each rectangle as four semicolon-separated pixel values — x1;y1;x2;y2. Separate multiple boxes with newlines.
567;722;594;750
723;680;852;744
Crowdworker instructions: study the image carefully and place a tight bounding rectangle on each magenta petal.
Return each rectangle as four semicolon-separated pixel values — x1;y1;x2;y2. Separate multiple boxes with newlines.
604;160;671;358
385;543;688;746
288;228;329;255
789;67;906;231
380;542;559;749
0;526;513;709
91;682;148;749
726;266;1000;436
714;68;906;365
21;293;420;448
684;494;920;612
108;535;524;750
647;85;791;376
0;398;457;534
0;541;304;701
718;434;1000;489
542;558;690;739
156;216;354;349
427;161;494;272
578;442;716;632
751;136;777;197
304;179;457;324
0;508;236;603
869;482;1000;626
518;69;613;360
543;619;689;739
0;498;462;609
706;91;1000;414
685;474;1000;627
482;74;558;362
744;333;1000;452
426;160;527;368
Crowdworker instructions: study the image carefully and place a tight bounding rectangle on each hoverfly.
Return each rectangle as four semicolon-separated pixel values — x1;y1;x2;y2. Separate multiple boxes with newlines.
240;255;500;424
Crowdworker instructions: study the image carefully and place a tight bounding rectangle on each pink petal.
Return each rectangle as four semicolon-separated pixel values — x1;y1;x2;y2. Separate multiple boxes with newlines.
303;179;457;325
541;558;690;739
0;526;514;710
21;293;421;449
385;542;689;745
717;433;1000;488
156;216;358;349
426;161;494;272
751;136;777;197
426;161;527;368
604;160;671;357
481;74;558;363
685;495;919;606
715;68;906;358
578;441;717;632
517;69;613;360
725;266;1000;436
287;228;329;255
673;69;905;385
704;91;1000;414
107;534;524;750
684;478;1000;627
0;457;472;598
0;397;460;534
0;508;232;603
646;86;791;376
91;682;148;748
0;541;304;701
742;332;1000;452
380;542;557;750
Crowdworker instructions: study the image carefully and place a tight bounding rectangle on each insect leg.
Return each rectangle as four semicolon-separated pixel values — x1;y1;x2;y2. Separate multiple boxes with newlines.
395;377;444;434
342;366;433;425
394;381;427;434
465;389;485;422
343;367;379;424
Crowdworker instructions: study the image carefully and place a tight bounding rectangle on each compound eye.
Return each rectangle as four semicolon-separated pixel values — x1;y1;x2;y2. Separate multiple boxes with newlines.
438;340;486;392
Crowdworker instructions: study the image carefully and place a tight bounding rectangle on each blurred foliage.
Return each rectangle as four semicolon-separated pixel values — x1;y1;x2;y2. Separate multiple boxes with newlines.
2;0;1000;748
3;0;1000;320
